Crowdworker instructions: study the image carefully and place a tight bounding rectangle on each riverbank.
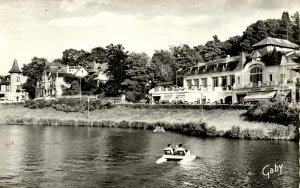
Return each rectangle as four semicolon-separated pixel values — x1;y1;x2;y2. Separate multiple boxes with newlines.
0;105;298;140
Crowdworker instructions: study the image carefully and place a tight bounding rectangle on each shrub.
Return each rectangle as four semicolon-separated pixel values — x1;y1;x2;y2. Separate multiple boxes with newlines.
242;129;265;139
116;104;250;110
206;126;218;136
225;126;241;139
242;101;298;125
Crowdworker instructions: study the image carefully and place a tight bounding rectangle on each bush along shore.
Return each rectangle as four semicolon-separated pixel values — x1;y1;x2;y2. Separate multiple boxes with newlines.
3;116;298;140
24;98;250;113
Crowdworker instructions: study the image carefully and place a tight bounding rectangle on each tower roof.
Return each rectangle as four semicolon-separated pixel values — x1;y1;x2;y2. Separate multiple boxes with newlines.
250;51;262;59
9;59;22;73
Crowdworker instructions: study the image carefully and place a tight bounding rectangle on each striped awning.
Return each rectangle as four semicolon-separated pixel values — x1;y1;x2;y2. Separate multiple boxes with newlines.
244;91;276;101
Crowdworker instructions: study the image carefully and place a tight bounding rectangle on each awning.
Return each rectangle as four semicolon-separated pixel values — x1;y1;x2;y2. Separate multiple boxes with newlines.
275;90;291;100
160;95;173;103
244;91;277;101
291;67;300;73
173;95;185;102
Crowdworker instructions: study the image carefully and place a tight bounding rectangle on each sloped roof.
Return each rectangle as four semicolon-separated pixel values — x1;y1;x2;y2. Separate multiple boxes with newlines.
234;51;247;71
9;59;22;73
250;51;262;59
204;56;240;67
48;66;68;73
253;37;299;49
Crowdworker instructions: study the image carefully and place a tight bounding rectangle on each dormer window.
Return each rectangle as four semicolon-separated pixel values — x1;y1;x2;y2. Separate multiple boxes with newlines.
214;65;217;71
58;67;61;71
222;64;226;71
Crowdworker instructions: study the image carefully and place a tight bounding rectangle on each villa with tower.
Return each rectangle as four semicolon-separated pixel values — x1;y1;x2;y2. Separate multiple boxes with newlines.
0;59;28;102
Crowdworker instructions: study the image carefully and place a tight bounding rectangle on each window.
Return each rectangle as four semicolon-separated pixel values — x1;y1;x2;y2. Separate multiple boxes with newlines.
201;78;207;87
280;74;285;82
212;77;218;87
250;67;263;86
222;64;226;71
221;76;227;87
230;75;235;86
186;80;191;89
194;79;199;88
6;85;9;91
237;77;240;84
269;74;273;81
17;76;20;82
214;66;217;71
17;85;20;90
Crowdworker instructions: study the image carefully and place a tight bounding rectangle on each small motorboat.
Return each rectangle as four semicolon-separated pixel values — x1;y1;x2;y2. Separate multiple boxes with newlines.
156;148;196;164
153;126;165;132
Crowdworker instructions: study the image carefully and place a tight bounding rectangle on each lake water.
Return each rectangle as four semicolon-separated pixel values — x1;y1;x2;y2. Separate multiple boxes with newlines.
0;125;298;188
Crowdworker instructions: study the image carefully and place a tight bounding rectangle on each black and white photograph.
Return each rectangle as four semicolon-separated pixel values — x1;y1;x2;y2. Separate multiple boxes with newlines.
0;0;299;187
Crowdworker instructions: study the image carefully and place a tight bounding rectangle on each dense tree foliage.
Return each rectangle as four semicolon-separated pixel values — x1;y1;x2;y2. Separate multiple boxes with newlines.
240;11;300;52
62;49;91;67
21;57;47;99
150;49;176;84
105;44;128;96
90;47;108;64
122;52;151;102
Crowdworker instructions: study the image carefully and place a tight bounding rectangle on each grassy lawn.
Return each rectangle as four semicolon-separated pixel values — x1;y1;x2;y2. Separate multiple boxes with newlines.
0;105;288;134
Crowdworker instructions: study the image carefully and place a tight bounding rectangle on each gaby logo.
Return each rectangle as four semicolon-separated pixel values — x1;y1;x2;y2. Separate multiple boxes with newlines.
262;163;283;179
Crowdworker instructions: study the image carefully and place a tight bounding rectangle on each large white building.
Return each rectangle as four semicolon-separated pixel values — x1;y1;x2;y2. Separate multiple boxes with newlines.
0;59;28;102
149;37;300;104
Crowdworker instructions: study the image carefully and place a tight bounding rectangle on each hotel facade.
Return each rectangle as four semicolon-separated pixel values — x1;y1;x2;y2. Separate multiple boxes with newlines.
149;37;300;104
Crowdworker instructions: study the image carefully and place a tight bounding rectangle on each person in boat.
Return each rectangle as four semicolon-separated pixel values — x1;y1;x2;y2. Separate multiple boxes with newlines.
176;144;186;155
173;145;179;154
164;144;174;155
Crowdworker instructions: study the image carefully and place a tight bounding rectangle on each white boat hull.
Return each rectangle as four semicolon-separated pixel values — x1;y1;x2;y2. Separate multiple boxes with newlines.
153;128;165;132
156;150;196;164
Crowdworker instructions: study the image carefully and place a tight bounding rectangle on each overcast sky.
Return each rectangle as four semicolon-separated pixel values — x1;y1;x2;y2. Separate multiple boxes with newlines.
0;0;299;75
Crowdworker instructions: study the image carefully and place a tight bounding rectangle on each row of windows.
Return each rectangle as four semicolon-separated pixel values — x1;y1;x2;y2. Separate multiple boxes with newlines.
186;66;298;88
187;75;237;88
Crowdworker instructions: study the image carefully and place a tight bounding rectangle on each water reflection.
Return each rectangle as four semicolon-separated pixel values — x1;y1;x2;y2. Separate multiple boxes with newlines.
0;125;298;188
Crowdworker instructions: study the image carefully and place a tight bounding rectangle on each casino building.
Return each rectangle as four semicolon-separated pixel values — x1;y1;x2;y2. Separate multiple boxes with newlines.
149;37;300;104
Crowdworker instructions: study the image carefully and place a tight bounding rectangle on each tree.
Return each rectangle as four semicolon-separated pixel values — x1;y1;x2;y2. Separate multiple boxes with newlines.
277;11;292;40
62;74;80;95
240;12;300;52
61;48;91;67
221;35;242;56
89;47;108;64
240;20;269;52
171;44;202;70
21;57;47;99
149;49;176;85
194;35;227;62
82;76;98;95
291;11;300;44
122;52;151;102
105;44;128;96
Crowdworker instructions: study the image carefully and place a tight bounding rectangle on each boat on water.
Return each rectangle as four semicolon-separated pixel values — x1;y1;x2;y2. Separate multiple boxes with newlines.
153;126;165;132
156;148;196;164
